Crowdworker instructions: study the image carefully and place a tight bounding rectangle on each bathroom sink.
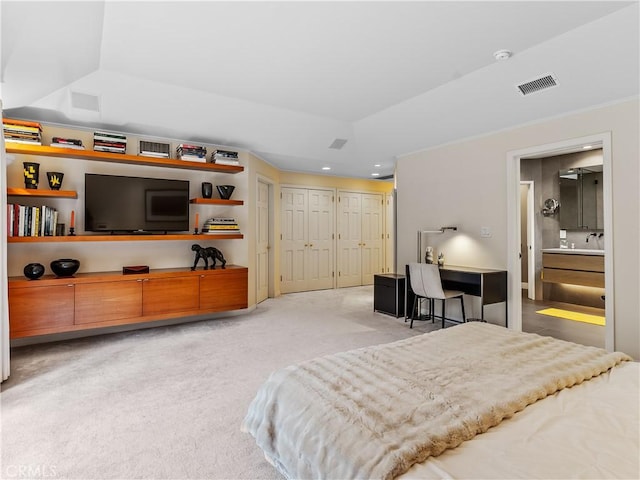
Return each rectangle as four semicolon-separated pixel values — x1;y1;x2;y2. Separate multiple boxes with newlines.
542;248;604;256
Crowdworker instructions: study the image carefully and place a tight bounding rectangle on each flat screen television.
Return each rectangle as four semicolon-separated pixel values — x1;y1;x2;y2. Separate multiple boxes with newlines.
85;173;190;233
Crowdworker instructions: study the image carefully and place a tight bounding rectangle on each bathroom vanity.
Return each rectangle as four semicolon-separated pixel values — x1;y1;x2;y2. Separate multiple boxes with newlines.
542;248;604;288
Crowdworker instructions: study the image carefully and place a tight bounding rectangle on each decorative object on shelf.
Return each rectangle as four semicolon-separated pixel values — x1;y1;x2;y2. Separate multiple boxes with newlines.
50;258;80;277
425;246;434;264
542;198;560;216
23;162;40;189
191;244;226;270
122;265;150;275
69;210;76;236
56;223;66;236
23;263;45;280
438;252;445;267
216;185;235;200
202;182;213;199
194;212;200;235
46;171;64;190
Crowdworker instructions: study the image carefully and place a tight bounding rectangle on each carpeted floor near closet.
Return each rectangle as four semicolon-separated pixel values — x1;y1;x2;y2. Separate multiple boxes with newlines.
1;286;440;480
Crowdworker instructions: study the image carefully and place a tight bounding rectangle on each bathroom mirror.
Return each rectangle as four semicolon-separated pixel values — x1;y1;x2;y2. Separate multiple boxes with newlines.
558;165;603;230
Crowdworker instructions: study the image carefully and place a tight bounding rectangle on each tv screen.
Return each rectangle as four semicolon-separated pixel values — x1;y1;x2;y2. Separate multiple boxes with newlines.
85;174;190;233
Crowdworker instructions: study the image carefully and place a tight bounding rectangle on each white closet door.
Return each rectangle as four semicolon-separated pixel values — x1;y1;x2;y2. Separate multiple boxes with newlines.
256;179;270;303
307;189;334;291
337;192;363;287
361;193;384;285
281;187;308;293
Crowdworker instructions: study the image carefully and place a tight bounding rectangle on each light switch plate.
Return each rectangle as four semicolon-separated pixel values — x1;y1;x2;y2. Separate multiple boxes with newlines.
480;226;492;238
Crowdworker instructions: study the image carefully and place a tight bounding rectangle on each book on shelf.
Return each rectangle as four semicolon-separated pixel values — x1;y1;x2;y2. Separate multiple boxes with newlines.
4;138;42;145
94;131;127;142
51;143;86;150
8;203;58;237
3;118;43;130
139;140;170;158
52;137;83;146
212;158;240;166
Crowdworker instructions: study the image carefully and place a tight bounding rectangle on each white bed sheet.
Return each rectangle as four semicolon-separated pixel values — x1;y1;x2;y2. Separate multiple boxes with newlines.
401;361;639;479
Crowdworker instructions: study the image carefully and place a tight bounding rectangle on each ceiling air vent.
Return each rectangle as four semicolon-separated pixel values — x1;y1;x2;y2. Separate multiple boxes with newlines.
375;174;394;180
70;91;100;112
329;138;348;150
516;73;558;96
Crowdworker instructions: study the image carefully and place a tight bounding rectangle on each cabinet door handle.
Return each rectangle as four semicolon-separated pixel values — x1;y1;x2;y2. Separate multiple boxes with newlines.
67;284;74;287
309;243;313;248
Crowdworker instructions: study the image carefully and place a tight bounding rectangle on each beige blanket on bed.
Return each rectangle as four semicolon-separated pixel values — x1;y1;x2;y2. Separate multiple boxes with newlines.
242;323;631;480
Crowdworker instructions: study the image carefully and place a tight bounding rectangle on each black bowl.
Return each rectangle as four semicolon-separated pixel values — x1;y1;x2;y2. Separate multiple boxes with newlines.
50;258;80;277
216;185;235;200
23;263;45;280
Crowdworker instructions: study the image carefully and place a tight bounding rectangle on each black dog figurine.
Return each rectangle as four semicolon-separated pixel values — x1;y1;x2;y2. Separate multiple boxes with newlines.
191;244;226;270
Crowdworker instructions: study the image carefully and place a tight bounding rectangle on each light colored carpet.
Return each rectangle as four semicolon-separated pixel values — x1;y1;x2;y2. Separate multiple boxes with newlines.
1;286;439;480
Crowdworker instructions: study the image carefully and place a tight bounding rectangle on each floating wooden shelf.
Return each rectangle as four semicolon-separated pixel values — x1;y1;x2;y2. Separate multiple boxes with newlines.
7;233;243;243
189;198;244;205
7;187;78;198
6;144;244;173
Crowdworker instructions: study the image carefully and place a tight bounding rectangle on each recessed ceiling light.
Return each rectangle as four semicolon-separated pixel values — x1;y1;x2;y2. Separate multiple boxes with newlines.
583;145;592;150
322;166;331;171
493;49;512;61
371;172;380;177
374;164;381;168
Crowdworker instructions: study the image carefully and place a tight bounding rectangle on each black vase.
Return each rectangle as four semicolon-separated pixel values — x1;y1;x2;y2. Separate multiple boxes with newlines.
23;263;45;280
50;259;80;277
216;185;235;200
23;162;40;189
202;182;213;199
46;171;64;190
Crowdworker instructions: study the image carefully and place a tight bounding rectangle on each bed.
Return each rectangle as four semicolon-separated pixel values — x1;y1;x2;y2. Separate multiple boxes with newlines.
242;322;638;479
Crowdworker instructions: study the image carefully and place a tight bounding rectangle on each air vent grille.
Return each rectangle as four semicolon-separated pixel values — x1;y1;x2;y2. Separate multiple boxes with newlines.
329;138;348;150
70;91;100;111
516;74;558;96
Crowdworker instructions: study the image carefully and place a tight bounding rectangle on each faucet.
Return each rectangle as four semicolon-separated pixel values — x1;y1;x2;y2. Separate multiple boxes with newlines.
586;232;598;242
598;232;604;239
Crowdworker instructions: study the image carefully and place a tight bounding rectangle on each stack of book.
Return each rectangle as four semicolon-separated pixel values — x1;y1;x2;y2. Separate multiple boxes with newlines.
202;217;240;234
7;203;58;237
51;137;85;149
177;144;207;162
3;119;42;145
211;149;239;166
94;131;127;154
139;140;170;158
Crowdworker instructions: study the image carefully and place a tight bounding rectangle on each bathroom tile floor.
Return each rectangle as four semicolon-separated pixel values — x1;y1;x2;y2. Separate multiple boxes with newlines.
521;291;605;348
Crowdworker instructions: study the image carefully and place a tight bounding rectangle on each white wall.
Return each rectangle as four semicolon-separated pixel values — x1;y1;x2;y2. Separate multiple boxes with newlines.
396;99;639;359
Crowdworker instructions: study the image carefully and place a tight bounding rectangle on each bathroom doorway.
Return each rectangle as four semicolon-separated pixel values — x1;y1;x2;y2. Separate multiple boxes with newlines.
507;132;613;351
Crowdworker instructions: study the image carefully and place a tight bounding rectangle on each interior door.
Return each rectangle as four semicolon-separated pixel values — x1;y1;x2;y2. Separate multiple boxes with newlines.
256;179;270;303
337;192;362;287
281;187;308;293
361;193;384;285
306;189;334;291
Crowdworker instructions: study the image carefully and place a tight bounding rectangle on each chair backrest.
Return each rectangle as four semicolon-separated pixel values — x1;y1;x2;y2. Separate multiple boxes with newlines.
408;262;428;298
420;263;446;300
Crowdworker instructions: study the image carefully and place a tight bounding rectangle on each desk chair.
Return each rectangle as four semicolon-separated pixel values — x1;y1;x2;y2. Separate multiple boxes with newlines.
408;262;434;327
409;262;466;328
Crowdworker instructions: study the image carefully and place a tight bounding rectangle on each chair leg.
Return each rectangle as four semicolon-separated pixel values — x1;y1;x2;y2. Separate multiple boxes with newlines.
441;299;446;329
410;296;418;328
460;296;466;322
430;298;435;323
